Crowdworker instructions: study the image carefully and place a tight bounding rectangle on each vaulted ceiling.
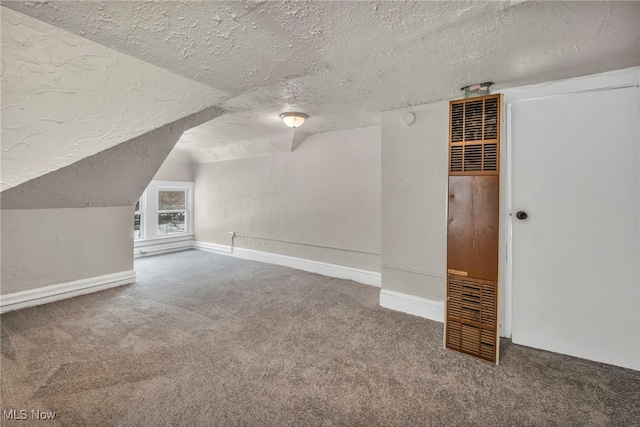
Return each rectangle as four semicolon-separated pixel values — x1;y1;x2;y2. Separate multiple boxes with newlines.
4;1;640;163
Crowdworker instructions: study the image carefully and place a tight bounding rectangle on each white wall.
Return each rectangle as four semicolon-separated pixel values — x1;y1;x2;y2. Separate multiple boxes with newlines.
153;149;194;182
0;121;188;210
1;207;133;294
380;103;449;302
0;7;224;191
194;126;381;272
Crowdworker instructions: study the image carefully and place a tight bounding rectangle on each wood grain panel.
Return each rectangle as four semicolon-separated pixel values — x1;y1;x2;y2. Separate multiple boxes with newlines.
447;175;499;282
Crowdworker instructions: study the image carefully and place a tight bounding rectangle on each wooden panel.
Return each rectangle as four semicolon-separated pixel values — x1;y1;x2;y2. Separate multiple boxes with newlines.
447;175;499;282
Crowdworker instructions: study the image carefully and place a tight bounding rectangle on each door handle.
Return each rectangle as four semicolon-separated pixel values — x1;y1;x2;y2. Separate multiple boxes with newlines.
516;211;528;220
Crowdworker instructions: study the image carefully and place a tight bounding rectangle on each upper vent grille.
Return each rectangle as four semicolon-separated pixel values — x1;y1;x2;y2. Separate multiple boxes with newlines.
449;94;501;175
450;96;499;143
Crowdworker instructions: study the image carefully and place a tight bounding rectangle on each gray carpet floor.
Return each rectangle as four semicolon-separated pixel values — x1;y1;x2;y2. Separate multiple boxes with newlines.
1;250;639;427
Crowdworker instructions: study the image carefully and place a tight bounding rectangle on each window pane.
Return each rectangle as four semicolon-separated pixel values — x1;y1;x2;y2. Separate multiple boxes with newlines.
157;212;185;236
134;213;141;238
135;200;140;212
158;191;185;210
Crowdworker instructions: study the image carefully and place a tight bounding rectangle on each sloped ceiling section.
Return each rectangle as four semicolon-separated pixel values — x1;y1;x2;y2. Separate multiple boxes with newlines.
178;117;302;162
0;7;227;190
5;1;639;164
0;106;225;210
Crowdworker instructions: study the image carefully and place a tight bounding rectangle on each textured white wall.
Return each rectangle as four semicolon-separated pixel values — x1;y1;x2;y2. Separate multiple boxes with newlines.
1;207;133;294
381;102;449;301
0;7;225;191
0;122;184;209
194;127;381;272
153;150;194;182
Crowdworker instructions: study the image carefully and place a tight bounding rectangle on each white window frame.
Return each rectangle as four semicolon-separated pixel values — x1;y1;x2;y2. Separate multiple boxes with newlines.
135;180;194;246
134;194;146;240
155;183;193;237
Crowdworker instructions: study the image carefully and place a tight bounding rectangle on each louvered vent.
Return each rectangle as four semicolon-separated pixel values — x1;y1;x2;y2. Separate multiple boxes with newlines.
446;275;498;362
449;143;498;173
449;95;500;175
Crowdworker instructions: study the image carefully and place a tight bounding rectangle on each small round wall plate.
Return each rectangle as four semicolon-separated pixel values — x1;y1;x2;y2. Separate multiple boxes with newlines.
402;112;416;126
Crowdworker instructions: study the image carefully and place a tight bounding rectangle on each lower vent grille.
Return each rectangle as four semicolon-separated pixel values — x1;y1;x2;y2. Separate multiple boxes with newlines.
446;275;497;362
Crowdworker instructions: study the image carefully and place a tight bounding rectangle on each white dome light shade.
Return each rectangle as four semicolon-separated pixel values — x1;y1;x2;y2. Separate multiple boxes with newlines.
280;112;308;128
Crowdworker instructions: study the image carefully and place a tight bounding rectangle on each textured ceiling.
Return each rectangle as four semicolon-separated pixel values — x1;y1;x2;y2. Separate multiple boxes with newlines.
6;1;640;163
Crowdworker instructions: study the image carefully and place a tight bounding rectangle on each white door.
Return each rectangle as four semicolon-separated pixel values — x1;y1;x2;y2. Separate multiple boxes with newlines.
510;86;640;370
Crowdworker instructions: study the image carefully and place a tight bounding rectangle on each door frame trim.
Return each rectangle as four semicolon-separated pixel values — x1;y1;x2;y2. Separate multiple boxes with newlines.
501;67;640;338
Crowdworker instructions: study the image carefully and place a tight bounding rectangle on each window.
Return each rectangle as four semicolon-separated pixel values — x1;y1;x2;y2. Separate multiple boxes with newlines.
157;190;187;236
134;199;142;239
133;181;194;242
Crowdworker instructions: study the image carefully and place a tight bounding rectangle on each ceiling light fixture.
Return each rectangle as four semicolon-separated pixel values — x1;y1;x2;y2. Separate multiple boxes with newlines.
280;112;308;128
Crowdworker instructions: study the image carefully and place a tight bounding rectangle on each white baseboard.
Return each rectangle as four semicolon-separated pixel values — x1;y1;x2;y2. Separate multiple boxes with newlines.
192;241;233;254
193;241;381;287
0;270;136;314
134;239;193;258
379;289;445;323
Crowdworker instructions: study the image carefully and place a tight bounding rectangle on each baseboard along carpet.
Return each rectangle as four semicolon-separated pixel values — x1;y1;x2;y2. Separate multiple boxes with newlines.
1;250;638;426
